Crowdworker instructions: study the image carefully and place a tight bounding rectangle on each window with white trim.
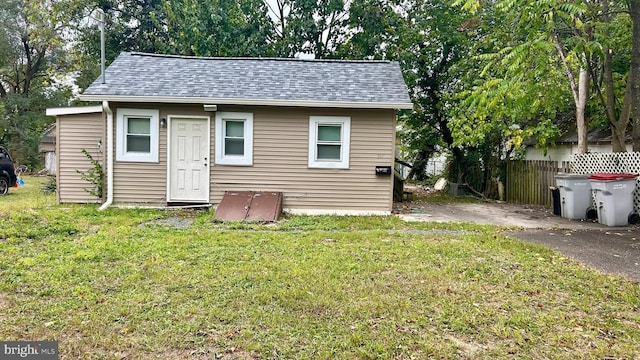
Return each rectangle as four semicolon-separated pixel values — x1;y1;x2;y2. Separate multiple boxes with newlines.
215;112;253;166
308;116;351;169
116;108;159;162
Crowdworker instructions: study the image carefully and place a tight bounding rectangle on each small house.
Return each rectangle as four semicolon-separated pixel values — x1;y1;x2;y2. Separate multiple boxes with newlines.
47;52;412;214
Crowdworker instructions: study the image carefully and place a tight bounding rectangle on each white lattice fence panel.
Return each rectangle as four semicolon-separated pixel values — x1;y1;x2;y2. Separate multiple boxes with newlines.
570;152;640;215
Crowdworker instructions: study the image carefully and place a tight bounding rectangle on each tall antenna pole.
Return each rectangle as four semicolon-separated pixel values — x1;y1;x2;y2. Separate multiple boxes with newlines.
100;9;106;84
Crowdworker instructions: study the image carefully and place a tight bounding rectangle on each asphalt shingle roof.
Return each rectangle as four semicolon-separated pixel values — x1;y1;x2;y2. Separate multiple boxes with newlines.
81;52;413;109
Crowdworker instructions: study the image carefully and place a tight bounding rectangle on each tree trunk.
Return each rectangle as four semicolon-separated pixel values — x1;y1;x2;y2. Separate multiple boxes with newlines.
576;68;589;154
604;60;630;152
552;34;589;154
613;84;633;152
600;0;629;152
630;0;640;151
407;149;430;180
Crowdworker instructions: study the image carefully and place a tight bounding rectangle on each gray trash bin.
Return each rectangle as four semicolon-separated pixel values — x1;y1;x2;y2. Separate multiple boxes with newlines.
555;173;592;220
588;173;638;226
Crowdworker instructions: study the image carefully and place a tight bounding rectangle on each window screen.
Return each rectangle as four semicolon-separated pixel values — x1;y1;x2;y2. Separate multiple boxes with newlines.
224;120;245;156
316;124;342;160
126;117;151;152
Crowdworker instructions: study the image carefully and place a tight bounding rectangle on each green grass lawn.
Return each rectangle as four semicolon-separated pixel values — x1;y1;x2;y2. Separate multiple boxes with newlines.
1;177;639;359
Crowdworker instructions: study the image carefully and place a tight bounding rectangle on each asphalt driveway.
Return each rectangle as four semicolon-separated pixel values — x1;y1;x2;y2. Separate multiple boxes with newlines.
396;201;640;282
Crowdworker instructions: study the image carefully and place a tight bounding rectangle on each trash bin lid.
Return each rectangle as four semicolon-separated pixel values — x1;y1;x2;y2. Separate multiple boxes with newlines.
588;172;638;181
555;173;589;179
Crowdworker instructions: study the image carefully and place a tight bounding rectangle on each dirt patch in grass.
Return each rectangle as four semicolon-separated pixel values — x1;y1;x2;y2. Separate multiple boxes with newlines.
446;335;488;358
150;347;259;359
0;292;10;324
141;217;194;229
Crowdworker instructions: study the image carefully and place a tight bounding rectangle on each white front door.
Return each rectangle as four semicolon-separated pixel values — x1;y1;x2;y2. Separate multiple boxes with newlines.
168;117;210;202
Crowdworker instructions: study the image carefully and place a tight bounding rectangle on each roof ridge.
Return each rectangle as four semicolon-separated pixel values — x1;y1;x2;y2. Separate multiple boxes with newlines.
127;51;394;64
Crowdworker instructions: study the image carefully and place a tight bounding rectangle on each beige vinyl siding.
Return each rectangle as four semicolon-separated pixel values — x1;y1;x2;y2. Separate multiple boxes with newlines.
211;107;396;212
108;104;395;212
110;104;170;205
57;112;104;203
110;103;211;205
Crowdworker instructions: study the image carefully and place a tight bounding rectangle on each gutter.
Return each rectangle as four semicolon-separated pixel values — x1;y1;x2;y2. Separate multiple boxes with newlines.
99;100;114;211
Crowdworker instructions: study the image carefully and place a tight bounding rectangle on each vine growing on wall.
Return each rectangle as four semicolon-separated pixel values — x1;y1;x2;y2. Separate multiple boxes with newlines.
76;149;104;199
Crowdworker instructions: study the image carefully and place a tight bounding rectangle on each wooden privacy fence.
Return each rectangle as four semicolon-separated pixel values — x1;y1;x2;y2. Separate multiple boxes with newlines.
506;160;570;207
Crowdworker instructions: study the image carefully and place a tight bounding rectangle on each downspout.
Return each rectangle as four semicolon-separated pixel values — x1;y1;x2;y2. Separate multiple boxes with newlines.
99;100;113;211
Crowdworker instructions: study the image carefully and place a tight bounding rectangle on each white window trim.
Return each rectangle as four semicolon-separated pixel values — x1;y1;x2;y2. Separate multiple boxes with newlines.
116;108;159;162
308;116;351;169
215;112;253;166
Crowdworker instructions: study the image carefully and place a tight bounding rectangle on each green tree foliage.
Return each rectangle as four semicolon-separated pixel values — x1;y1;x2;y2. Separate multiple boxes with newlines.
393;1;472;182
75;0;274;64
378;1;516;196
453;0;592;154
0;0;74;167
266;0;350;58
161;0;274;57
336;0;403;59
454;0;639;155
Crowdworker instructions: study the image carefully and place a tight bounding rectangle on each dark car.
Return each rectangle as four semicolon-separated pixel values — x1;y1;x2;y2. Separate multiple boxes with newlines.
0;146;17;195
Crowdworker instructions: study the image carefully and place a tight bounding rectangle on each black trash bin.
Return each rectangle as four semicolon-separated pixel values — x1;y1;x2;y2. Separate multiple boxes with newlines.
550;186;561;216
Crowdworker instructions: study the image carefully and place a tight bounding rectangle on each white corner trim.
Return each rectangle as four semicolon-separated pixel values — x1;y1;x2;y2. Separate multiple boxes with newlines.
78;94;413;110
46;105;103;116
283;208;391;216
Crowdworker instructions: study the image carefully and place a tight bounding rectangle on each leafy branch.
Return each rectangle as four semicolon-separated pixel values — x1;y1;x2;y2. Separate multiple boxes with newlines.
76;148;103;199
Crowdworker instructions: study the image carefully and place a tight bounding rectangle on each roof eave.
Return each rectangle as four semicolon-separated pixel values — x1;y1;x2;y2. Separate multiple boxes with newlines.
77;94;414;110
45;105;104;116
